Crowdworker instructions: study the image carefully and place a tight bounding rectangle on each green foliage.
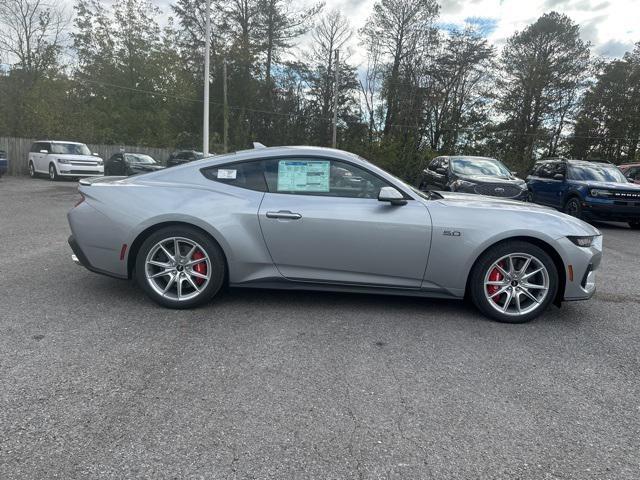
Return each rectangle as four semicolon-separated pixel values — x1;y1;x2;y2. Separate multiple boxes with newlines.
0;0;639;179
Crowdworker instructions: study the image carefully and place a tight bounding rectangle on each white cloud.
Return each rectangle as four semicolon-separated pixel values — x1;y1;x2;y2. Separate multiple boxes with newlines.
58;0;638;61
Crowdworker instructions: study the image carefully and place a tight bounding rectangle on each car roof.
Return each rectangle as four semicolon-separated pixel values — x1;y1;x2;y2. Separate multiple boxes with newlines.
35;140;86;145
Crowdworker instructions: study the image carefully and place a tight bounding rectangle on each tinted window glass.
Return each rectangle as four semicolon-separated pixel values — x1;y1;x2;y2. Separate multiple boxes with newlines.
567;163;628;183
450;157;510;176
202;160;267;192
125;153;155;164
51;143;91;155
428;158;441;171
536;162;556;179
264;158;390;199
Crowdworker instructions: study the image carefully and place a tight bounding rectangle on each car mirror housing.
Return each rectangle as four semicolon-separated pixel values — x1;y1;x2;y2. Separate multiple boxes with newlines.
553;173;565;180
39;149;48;154
378;187;407;205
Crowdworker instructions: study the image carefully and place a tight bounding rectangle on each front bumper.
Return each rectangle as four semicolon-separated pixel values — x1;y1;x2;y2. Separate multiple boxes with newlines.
555;236;602;301
582;198;640;222
58;163;104;177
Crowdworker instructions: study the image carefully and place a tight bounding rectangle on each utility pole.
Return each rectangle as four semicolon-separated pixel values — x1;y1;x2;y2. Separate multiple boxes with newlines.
202;0;211;155
332;49;339;148
223;58;229;153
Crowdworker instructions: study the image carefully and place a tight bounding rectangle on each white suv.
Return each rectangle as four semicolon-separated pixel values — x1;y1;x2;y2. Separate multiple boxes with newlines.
28;140;104;180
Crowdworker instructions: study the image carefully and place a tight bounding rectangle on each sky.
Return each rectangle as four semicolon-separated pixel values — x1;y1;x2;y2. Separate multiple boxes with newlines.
57;0;638;65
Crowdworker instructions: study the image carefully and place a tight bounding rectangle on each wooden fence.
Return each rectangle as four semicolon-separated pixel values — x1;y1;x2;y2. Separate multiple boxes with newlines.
0;136;174;176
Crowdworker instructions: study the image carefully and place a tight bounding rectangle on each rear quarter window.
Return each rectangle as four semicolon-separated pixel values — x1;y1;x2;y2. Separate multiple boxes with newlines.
202;161;267;192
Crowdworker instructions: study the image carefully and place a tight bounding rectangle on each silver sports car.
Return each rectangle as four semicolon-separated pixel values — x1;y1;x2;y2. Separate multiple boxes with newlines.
67;146;602;323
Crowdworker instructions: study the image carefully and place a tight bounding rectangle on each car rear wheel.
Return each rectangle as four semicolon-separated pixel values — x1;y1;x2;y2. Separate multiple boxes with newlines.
469;241;558;323
48;163;58;181
564;197;582;219
135;226;226;309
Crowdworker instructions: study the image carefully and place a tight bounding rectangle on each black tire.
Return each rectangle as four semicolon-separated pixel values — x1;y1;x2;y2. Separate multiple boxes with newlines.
48;163;58;181
29;161;36;178
135;226;226;309
469;241;559;323
564;197;582;219
629;222;640;230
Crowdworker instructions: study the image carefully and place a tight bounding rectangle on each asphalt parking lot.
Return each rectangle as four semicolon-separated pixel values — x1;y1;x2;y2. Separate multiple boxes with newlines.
1;176;639;479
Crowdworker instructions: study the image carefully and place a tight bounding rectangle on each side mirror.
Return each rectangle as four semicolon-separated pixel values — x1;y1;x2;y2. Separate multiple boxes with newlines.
39;149;48;154
378;187;407;206
511;171;518;176
553;173;564;180
92;152;99;156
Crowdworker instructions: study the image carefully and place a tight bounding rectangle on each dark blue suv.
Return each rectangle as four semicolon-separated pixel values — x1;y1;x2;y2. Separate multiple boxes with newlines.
526;158;640;229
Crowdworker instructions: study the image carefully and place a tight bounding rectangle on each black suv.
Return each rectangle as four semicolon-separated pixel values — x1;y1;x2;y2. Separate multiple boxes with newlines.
166;150;204;168
417;155;529;200
526;158;640;228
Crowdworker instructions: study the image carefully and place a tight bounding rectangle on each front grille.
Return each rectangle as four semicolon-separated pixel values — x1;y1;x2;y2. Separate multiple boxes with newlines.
610;191;640;200
474;183;522;198
68;170;101;174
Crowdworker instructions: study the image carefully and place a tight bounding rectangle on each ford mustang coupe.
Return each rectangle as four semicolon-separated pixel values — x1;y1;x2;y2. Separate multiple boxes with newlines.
67;147;602;323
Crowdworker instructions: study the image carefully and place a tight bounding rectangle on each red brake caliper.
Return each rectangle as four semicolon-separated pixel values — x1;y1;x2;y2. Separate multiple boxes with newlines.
487;262;504;302
192;250;207;285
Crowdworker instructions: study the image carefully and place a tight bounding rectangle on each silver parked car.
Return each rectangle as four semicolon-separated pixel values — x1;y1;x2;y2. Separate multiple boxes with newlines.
67;146;602;323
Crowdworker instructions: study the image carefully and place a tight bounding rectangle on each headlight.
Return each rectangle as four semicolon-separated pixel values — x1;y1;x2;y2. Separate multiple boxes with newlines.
568;235;596;247
97;160;103;166
57;158;70;164
590;188;610;197
451;180;475;191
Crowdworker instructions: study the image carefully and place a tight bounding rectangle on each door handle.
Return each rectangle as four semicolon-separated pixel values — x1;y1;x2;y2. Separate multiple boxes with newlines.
266;210;302;220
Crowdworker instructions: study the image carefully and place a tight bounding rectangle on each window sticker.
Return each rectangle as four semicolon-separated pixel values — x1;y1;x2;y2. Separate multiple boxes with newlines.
217;169;237;179
277;160;330;192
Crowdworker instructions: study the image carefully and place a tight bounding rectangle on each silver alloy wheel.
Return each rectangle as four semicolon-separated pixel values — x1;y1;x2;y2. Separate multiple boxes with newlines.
145;236;212;301
483;253;550;317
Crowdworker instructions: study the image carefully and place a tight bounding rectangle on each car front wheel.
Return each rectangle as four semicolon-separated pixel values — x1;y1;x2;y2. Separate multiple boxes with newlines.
135;226;226;309
469;241;559;323
564;197;582;219
29;161;36;178
49;163;58;181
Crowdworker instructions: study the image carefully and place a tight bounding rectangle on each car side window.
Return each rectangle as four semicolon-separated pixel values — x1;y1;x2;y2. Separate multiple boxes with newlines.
427;158;441;171
202;160;267;192
30;143;39;153
263;158;391;199
537;162;555;179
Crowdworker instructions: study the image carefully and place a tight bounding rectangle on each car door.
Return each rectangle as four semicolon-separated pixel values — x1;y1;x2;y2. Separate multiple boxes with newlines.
258;157;432;288
109;154;126;175
36;142;50;172
528;161;565;207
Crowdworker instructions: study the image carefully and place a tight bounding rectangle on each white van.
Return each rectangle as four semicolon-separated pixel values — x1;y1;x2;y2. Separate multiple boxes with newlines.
28;140;104;180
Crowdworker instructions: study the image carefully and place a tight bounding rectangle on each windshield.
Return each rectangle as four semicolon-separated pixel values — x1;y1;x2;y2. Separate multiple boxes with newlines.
451;157;511;177
125;153;156;164
51;143;92;156
568;164;628;183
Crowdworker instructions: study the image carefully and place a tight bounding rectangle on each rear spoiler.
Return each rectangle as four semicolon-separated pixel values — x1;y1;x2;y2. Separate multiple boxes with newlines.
79;176;127;186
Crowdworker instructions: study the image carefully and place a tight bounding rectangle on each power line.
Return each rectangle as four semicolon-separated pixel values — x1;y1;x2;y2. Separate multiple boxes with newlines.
70;77;640;143
74;77;334;123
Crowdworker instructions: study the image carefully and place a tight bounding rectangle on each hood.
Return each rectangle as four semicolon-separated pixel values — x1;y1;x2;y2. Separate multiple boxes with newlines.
55;154;102;162
433;191;600;236
457;174;524;184
570;180;640;190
